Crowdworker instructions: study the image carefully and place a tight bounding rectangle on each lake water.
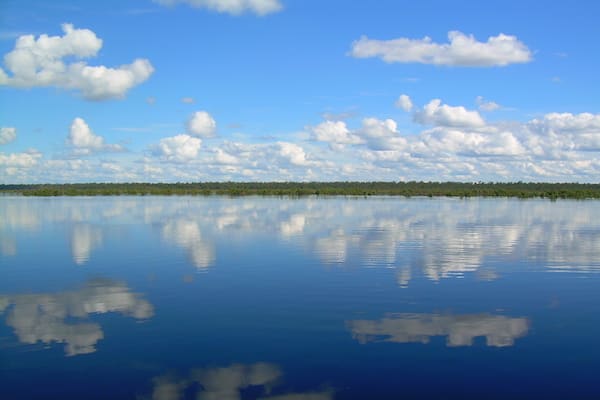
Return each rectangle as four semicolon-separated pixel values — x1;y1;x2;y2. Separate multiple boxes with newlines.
1;196;600;399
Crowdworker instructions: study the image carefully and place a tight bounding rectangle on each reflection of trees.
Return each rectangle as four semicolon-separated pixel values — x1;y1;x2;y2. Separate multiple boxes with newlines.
0;279;153;356
148;363;332;400
348;313;529;347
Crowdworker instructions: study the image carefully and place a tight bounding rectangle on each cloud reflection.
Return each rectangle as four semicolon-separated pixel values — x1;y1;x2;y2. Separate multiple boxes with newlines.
0;278;153;356
148;363;332;400
162;219;215;269
3;197;600;282
1;236;16;256
348;313;529;347
71;223;103;265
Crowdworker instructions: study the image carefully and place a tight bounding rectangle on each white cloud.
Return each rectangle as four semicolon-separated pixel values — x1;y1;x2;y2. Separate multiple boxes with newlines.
0;127;16;145
311;120;362;146
476;96;501;111
278;142;309;166
187;111;217;137
350;31;532;67
154;0;283;15
415;99;486;128
0;23;153;100
0;149;41;167
535;112;600;132
67;118;123;154
214;148;240;164
526;112;600;153
157;134;202;162
349;313;530;347
360;118;398;138
395;94;413;111
6;97;600;182
420;127;525;157
311;118;408;152
358;117;407;151
181;97;195;104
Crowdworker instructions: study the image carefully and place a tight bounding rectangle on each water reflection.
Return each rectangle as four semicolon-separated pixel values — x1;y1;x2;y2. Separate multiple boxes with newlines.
0;199;41;231
2;197;600;280
0;278;153;356
348;313;529;347
161;219;215;269
0;236;16;256
71;224;103;265
1;196;599;399
148;363;332;400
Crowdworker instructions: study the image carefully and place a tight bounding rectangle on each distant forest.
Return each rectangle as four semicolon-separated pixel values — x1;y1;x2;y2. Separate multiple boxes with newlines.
2;182;600;199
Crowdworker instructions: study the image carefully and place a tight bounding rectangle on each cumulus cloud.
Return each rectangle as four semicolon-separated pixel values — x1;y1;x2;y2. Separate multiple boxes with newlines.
0;127;16;145
360;118;398;138
311;118;408;152
0;279;153;356
0;23;154;100
311;120;362;148
187;111;217;137
395;94;413;111
6;100;600;183
420;127;525;157
350;31;532;67
358;117;407;151
67;118;123;154
526;112;600;154
414;99;486;128
476;96;501;111
153;0;283;15
0;149;42;170
348;313;530;347
156;134;202;162
534;112;600;132
278;142;310;166
214;148;240;165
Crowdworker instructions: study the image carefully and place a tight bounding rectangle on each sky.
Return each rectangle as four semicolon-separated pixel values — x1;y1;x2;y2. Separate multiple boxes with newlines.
1;0;600;183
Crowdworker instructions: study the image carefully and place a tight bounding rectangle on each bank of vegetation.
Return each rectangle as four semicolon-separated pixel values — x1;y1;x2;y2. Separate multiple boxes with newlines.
1;182;600;199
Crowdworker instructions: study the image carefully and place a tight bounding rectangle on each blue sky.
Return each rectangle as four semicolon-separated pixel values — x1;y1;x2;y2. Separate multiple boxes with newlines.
1;0;600;182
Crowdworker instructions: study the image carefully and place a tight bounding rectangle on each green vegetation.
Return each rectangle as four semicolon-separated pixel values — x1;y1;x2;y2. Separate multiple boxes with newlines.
1;182;600;199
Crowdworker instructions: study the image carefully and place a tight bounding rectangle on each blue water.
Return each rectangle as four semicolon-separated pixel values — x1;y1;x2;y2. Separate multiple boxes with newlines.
1;196;600;399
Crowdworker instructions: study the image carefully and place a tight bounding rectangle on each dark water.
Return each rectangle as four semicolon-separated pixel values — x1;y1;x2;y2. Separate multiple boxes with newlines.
1;196;600;399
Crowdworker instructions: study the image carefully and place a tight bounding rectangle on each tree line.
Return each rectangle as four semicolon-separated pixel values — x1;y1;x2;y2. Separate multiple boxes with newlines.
2;181;600;199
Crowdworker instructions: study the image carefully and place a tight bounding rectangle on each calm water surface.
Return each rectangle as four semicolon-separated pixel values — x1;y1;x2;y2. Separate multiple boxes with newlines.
1;196;600;399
